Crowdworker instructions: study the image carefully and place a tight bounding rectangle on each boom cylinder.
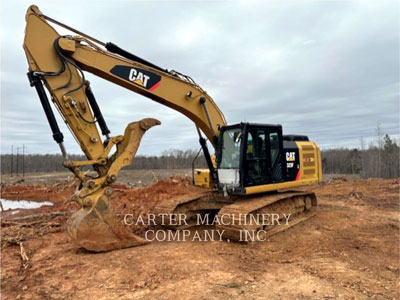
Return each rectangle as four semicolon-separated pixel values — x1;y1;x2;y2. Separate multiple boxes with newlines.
27;72;64;144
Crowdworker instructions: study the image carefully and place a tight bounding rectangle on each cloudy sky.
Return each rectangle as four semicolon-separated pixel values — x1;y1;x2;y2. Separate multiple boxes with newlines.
1;1;399;156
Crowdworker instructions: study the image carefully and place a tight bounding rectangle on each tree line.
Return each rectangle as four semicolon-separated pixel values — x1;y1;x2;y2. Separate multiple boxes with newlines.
0;149;207;175
1;134;398;178
322;134;399;178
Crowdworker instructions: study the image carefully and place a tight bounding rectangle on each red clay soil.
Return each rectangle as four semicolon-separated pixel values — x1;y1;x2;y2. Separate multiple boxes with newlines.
1;176;399;300
1;176;198;223
111;176;201;216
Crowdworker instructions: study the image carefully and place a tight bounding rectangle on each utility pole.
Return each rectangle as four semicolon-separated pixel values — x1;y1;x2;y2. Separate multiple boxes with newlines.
11;145;13;177
16;147;20;177
22;144;26;177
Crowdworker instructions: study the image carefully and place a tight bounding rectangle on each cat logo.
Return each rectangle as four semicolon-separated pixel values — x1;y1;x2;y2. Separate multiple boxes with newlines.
110;65;161;91
286;152;295;161
304;157;314;163
129;68;150;88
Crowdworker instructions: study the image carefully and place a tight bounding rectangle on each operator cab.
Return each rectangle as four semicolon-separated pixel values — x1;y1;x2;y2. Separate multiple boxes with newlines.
216;123;290;195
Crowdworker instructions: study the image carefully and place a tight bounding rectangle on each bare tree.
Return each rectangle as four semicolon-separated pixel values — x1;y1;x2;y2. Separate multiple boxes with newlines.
376;122;384;177
360;136;365;178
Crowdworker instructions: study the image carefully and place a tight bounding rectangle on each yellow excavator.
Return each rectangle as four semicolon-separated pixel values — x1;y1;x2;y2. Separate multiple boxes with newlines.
23;5;322;252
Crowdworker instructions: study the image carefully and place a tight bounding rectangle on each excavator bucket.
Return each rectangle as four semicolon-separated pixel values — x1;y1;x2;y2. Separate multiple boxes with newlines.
66;118;160;252
67;195;148;252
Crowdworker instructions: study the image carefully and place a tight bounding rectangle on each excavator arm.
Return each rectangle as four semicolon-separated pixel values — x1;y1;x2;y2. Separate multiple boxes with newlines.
23;5;226;251
24;6;226;148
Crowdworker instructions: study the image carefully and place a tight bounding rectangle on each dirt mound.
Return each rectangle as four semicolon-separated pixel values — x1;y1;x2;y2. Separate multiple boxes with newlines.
112;176;200;213
110;176;202;235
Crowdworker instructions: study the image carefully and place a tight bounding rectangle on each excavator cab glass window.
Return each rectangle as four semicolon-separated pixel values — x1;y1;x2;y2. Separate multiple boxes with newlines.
270;132;279;166
219;128;242;169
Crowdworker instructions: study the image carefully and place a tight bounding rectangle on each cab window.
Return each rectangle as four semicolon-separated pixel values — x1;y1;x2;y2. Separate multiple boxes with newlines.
270;132;279;166
219;128;242;169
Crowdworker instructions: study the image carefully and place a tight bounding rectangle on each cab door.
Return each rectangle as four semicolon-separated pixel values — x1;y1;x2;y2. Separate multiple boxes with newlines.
243;126;285;187
244;128;269;186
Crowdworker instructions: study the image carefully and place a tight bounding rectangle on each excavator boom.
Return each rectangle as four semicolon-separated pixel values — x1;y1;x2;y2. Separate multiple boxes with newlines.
24;5;227;151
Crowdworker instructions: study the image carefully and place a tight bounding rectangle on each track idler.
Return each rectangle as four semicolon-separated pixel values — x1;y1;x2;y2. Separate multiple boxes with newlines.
66;118;160;252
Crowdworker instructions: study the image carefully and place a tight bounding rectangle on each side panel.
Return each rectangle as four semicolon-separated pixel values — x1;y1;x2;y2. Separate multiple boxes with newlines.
296;141;322;182
245;141;322;195
283;140;300;181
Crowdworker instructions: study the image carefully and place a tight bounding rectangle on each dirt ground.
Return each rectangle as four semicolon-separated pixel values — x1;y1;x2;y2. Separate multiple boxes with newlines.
1;172;399;300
